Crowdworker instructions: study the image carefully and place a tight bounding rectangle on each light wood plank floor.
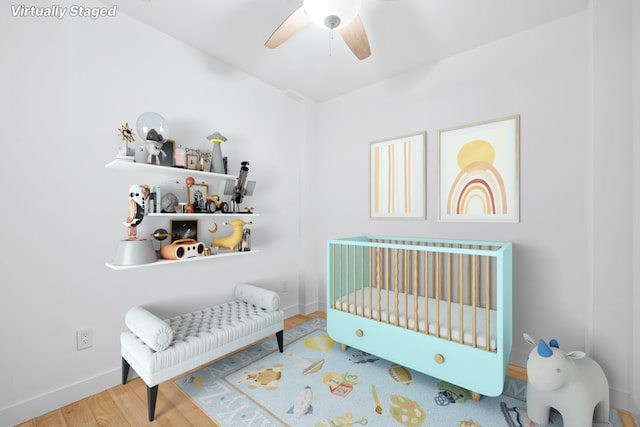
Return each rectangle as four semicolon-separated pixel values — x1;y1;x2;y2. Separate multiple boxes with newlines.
16;312;637;427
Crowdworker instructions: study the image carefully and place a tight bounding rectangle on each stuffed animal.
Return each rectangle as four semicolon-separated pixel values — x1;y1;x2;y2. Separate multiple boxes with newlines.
523;333;609;426
208;219;251;251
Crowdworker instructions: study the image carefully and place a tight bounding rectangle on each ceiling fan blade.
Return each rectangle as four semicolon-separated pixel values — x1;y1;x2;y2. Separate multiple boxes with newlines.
339;15;371;60
265;6;310;48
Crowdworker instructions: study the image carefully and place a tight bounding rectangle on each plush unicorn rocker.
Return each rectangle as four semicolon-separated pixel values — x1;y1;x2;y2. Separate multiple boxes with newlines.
523;333;610;426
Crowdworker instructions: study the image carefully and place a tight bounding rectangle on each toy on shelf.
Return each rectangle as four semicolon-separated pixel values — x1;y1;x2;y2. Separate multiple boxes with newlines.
117;122;136;161
208;219;251;251
205;194;230;213
160;238;206;260
112;184;157;266
124;184;150;240
137;112;170;165
150;228;170;257
523;333;609;427
224;161;256;212
207;131;227;174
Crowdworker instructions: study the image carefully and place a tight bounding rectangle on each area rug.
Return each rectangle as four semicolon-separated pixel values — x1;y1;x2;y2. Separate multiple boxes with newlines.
176;318;622;427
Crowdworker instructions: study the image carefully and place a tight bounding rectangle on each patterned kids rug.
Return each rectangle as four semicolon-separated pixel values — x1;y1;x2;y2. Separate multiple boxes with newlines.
176;318;623;427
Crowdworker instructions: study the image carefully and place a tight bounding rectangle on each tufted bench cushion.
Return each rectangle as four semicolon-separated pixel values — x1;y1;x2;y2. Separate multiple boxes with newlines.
121;283;284;421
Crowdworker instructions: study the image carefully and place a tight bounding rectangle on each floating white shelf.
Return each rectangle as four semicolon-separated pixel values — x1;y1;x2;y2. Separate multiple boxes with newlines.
146;213;259;218
105;159;237;180
105;249;260;270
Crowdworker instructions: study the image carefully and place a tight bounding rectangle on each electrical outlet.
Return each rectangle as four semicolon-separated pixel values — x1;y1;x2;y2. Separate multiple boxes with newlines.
76;328;93;351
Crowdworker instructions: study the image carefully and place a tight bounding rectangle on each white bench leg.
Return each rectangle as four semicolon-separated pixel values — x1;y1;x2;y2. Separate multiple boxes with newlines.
121;358;130;385
276;330;284;352
147;385;158;421
122;357;158;422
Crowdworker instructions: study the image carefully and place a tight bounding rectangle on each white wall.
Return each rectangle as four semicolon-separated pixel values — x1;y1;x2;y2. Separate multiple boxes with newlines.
0;1;305;425
631;0;640;417
305;4;638;416
588;0;636;415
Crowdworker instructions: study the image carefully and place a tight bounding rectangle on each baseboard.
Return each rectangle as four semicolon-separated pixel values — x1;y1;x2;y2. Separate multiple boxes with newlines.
281;303;301;320
0;367;121;427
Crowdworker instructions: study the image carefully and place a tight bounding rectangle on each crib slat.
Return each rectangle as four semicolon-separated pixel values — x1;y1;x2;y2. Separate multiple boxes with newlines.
424;251;429;336
459;252;464;345
375;247;380;321
360;245;365;318
332;244;337;310
339;245;343;311
368;247;372;319
471;255;478;348
435;251;441;338
466;254;472;306
393;248;399;326
447;251;452;341
413;250;419;332
386;247;390;325
404;249;409;329
485;252;491;351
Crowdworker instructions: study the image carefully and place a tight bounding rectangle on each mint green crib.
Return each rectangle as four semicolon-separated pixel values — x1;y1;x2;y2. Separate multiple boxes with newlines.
326;236;513;398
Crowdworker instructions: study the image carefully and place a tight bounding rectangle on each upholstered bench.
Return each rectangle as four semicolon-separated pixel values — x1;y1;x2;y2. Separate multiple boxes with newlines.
121;283;284;421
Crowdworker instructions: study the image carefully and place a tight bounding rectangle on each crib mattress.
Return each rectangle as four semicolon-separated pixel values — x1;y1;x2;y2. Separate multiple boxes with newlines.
334;287;497;350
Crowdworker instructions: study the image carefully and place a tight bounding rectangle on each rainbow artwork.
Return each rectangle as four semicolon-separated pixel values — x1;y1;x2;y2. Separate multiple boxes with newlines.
439;116;519;222
446;139;507;215
370;132;425;219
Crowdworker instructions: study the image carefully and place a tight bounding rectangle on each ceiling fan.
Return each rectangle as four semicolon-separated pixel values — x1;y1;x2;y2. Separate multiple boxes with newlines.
265;0;371;60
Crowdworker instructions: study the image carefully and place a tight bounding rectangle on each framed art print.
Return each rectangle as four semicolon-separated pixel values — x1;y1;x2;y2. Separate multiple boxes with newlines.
438;115;519;222
187;183;208;211
170;219;198;242
370;131;426;219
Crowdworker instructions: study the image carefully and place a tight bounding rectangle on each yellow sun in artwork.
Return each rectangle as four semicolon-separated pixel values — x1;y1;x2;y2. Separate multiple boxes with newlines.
457;139;495;170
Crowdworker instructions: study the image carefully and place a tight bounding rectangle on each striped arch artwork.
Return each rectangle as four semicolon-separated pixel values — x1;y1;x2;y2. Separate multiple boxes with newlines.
439;116;519;222
370;132;425;219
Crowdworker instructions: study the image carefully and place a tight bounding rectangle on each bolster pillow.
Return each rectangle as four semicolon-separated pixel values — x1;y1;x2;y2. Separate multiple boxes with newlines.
235;283;280;311
125;306;174;351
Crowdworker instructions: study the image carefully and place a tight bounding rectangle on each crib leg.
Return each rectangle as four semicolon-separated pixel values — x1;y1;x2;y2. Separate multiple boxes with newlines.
471;392;481;402
341;344;347;351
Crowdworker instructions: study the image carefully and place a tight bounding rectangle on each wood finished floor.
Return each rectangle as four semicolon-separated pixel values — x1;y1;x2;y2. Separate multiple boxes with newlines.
16;311;637;427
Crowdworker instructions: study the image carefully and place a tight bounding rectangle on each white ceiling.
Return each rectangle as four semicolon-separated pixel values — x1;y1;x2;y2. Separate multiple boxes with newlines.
108;0;588;102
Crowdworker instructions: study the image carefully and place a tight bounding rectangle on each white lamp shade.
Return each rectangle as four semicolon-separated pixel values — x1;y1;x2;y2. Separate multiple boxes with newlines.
303;0;362;30
136;112;170;141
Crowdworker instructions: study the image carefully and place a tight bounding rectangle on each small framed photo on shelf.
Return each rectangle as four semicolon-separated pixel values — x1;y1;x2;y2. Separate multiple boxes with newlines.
188;183;208;211
170;219;198;242
186;153;199;170
200;151;212;171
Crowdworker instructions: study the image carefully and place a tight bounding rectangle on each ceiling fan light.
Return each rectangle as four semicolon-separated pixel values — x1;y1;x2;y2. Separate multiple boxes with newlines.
304;0;362;30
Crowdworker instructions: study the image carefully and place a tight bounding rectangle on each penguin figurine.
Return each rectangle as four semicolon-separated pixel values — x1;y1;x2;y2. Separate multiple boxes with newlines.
124;184;150;240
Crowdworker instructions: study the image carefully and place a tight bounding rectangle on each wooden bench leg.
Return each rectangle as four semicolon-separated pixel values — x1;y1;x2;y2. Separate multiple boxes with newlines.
147;385;158;421
122;358;130;385
276;330;284;352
